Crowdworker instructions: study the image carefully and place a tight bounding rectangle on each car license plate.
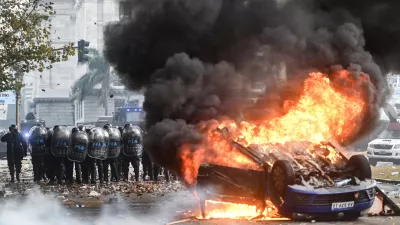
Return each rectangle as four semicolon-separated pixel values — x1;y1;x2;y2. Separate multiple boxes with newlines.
331;201;354;210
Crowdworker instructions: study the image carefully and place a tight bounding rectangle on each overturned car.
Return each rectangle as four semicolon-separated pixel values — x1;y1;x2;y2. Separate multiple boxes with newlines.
196;129;376;221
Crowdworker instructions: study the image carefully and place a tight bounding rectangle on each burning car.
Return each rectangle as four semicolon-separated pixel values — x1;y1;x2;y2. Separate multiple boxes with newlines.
196;129;375;221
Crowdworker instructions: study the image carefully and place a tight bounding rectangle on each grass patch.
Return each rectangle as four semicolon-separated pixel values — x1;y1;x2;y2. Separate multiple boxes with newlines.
372;165;400;181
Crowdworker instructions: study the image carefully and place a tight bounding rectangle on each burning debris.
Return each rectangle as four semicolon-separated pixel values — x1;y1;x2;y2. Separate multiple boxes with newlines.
102;0;394;221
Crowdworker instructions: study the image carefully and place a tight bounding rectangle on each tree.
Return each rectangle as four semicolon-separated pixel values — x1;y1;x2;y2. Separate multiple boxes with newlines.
0;0;75;92
73;49;119;116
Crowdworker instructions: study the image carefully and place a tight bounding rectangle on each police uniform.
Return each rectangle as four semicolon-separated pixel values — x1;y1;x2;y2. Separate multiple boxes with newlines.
81;128;97;184
51;125;71;185
45;127;56;184
103;124;121;183
121;124;142;182
28;124;47;182
1;125;27;182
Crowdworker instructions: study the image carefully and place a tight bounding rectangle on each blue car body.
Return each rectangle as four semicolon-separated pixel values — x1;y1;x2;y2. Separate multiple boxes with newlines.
273;179;376;219
196;139;376;220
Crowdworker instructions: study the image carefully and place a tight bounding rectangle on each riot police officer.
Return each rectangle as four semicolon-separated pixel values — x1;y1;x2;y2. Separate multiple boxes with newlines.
103;124;121;183
86;127;107;184
51;125;71;185
121;124;142;182
142;151;153;181
64;127;78;184
67;127;88;184
45;127;56;184
1;125;27;182
116;126;124;181
28;124;48;182
81;126;94;184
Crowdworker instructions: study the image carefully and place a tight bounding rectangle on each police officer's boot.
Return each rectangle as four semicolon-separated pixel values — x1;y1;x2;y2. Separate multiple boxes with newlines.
98;165;104;184
75;163;82;184
9;166;15;183
103;163;109;183
134;163;140;182
153;165;160;181
16;172;20;182
15;167;21;182
122;164;129;182
90;166;96;184
164;169;170;182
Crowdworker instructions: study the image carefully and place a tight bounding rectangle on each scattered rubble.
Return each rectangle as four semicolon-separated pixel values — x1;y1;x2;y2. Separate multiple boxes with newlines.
0;158;186;209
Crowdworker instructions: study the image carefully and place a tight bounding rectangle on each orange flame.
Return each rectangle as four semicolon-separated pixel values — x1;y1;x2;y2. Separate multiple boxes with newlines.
179;70;370;219
199;200;290;221
230;71;367;146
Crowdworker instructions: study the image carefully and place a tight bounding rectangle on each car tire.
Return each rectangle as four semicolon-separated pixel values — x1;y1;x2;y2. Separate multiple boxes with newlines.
369;159;377;167
268;160;295;206
347;155;372;180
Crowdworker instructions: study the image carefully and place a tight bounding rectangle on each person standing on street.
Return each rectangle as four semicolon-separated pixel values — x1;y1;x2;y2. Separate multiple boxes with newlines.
121;124;142;182
103;124;121;183
28;124;48;182
1;125;27;183
142;152;154;181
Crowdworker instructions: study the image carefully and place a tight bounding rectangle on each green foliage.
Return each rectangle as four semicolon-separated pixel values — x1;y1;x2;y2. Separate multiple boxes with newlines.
73;49;119;115
0;0;75;91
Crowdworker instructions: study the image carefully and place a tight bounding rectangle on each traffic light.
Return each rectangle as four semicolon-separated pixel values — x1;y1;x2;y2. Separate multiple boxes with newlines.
77;39;90;62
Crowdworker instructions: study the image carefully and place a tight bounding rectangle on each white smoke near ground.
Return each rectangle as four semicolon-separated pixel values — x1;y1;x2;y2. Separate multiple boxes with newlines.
0;189;196;225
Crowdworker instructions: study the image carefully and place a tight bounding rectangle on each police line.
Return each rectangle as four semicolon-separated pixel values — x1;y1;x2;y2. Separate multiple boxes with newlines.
28;124;143;162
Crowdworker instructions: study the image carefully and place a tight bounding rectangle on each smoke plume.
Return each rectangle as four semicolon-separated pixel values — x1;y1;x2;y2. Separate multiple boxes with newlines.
104;0;394;178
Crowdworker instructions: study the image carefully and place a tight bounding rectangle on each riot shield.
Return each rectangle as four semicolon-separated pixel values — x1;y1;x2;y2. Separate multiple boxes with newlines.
28;125;48;156
45;128;53;155
106;127;121;158
68;130;89;162
122;125;143;157
87;127;107;160
51;126;71;157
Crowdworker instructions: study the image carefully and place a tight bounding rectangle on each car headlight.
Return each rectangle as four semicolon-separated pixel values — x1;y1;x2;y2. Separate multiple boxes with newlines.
368;144;374;148
24;133;29;137
394;145;400;149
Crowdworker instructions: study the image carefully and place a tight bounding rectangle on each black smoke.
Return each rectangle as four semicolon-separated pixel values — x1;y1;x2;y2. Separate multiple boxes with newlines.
104;0;394;172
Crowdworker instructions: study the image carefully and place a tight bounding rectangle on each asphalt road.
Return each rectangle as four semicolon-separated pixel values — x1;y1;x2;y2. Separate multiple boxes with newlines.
1;158;400;225
65;206;400;225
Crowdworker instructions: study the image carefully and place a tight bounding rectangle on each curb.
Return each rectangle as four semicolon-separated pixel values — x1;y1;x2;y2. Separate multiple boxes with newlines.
375;178;400;185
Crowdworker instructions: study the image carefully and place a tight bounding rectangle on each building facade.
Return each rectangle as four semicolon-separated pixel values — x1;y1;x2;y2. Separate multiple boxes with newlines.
26;0;143;126
74;87;144;126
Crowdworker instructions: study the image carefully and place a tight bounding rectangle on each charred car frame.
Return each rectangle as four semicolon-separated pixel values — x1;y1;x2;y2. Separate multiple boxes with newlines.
196;129;376;221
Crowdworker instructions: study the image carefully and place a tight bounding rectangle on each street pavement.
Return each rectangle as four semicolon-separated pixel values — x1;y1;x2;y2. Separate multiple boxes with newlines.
0;158;400;225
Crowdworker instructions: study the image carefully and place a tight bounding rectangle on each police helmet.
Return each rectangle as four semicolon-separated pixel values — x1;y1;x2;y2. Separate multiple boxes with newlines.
9;124;18;132
118;126;124;134
71;127;79;133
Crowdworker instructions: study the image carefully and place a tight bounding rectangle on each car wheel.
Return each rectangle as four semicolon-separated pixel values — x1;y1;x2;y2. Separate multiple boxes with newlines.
347;155;372;180
369;159;377;166
268;160;295;206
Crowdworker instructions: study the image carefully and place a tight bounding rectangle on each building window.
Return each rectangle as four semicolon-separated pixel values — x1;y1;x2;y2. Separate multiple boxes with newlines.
119;1;134;19
76;100;83;120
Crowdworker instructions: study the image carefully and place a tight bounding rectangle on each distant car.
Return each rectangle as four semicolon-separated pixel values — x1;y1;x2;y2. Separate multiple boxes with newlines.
196;129;376;221
367;122;400;166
